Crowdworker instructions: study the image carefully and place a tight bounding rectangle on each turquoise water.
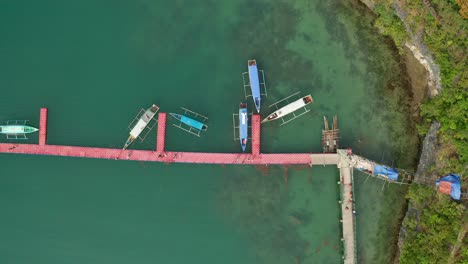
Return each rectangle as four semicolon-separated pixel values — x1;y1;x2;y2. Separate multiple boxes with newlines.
0;0;418;263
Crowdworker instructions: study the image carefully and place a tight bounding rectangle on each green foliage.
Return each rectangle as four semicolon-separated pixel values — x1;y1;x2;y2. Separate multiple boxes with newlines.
400;185;465;264
421;88;468;170
370;0;468;175
364;1;468;263
373;4;408;47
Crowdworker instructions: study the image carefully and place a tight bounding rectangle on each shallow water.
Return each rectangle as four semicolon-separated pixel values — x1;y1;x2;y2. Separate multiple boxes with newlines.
0;0;417;263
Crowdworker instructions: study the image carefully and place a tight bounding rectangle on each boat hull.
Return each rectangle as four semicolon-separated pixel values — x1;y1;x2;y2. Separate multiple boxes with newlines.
248;60;261;113
239;103;248;152
123;136;135;150
262;95;313;123
124;104;159;149
170;114;207;131
0;125;38;134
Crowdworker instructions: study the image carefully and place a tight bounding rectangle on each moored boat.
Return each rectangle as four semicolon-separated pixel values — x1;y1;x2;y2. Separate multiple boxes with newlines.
169;113;208;131
239;102;248;152
0;124;38;138
248;60;261;113
123;104;159;149
262;95;313;123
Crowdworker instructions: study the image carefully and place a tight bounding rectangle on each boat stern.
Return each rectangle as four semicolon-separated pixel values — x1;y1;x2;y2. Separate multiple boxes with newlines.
240;138;247;152
254;97;261;113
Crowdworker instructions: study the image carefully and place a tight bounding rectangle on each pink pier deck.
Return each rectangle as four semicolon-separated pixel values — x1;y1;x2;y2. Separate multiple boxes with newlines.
0;108;325;165
156;113;167;152
251;115;261;156
39;108;48;145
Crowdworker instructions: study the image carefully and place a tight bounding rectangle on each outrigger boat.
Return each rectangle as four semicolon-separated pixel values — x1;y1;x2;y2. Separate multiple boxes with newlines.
239;103;248;152
262;94;313;123
123;104;159;149
169;108;208;137
242;59;267;113
0;120;38;139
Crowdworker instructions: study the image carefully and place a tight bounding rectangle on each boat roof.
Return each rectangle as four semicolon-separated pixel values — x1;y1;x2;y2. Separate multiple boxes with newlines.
239;110;248;139
0;125;37;134
180;115;206;131
248;61;261;98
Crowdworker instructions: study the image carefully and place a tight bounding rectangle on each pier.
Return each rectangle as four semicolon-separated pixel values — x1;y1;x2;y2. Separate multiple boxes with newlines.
251;115;261;156
156;113;167;152
39;108;48;145
338;149;357;264
0;108;330;165
0;108;398;264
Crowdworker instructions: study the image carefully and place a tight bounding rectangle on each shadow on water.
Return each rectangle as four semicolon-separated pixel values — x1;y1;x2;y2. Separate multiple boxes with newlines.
217;167;307;263
217;165;342;264
230;1;320;102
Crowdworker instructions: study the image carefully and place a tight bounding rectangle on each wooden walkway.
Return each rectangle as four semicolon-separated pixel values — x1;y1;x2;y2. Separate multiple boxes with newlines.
338;149;357;264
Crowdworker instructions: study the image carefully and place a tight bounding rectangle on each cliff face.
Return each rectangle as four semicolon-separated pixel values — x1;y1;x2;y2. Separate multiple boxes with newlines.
360;0;442;99
404;43;441;98
391;0;442;97
414;122;440;184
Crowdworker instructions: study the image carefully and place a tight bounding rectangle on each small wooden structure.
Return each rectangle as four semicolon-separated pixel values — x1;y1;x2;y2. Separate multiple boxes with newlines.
322;115;339;153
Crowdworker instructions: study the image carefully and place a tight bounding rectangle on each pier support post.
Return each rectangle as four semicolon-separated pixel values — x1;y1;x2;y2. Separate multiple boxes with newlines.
39;108;48;145
252;114;261;156
156;113;167;152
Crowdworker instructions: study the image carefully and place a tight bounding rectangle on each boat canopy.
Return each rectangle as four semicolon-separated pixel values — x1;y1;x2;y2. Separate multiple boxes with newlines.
239;107;248;152
436;174;461;200
180;115;206;131
373;165;398;181
248;62;261;99
0;125;38;134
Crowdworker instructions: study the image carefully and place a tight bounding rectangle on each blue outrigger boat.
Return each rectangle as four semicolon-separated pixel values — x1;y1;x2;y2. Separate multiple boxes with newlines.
239;103;248;152
170;108;208;137
248;60;262;113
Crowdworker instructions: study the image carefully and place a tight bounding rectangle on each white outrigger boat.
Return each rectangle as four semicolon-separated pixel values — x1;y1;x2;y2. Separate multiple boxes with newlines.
262;94;313;124
123;104;159;149
0;120;38;139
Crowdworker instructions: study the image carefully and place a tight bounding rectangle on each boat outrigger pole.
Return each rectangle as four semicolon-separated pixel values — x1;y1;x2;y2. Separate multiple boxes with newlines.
123;104;159;149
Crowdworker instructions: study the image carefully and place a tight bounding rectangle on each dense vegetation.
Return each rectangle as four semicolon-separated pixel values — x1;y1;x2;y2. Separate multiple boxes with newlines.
400;185;466;264
360;0;467;263
372;0;467;175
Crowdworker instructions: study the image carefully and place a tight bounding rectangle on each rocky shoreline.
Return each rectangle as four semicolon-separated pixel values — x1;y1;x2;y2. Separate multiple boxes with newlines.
404;42;441;98
357;1;444;263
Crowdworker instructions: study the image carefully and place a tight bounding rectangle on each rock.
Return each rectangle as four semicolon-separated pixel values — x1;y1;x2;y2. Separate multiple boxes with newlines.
414;122;440;185
405;42;442;98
